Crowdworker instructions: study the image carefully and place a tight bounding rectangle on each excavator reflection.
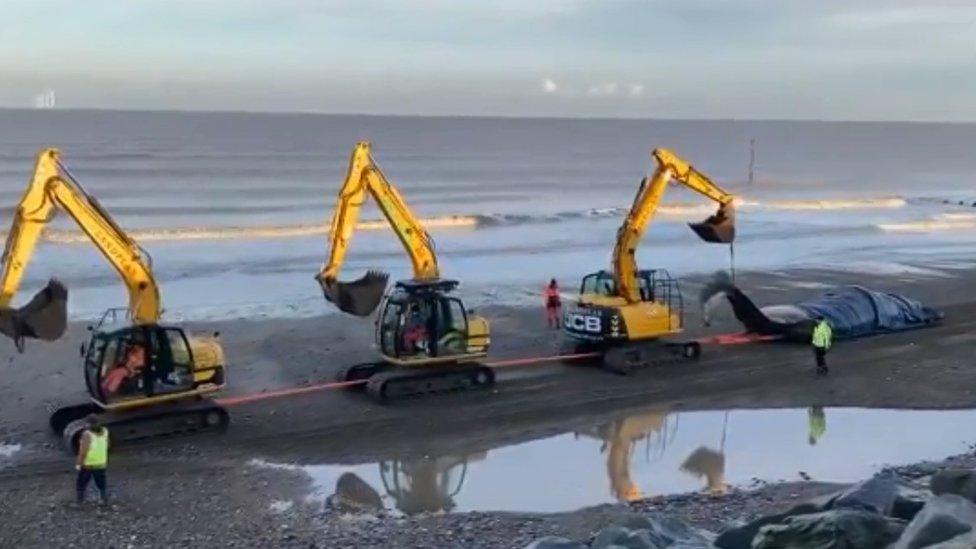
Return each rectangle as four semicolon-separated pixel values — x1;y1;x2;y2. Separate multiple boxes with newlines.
325;452;484;515
577;407;735;501
379;452;485;514
679;411;729;495
0;149;227;449
576;407;676;502
563;149;736;373
317;142;492;401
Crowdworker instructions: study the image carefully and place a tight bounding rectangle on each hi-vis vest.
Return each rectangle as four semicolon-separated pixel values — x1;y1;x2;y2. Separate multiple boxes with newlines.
83;429;109;468
812;322;832;349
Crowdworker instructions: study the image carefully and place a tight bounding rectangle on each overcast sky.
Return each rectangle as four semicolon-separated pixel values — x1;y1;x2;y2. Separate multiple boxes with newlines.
2;1;974;120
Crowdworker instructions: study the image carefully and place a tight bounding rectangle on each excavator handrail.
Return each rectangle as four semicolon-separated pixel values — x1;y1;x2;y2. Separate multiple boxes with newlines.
0;148;161;324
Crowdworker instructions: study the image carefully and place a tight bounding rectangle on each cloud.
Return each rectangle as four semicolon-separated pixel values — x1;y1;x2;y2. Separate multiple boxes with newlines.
587;82;618;96
629;84;645;97
542;78;558;93
828;6;976;30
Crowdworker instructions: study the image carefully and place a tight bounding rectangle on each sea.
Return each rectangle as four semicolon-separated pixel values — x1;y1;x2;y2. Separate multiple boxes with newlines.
0;109;974;321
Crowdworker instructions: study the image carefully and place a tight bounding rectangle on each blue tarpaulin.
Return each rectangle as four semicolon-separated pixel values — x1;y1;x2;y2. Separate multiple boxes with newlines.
796;286;943;340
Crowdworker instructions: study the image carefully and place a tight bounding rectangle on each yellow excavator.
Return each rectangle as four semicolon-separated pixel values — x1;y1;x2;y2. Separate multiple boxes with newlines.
563;148;736;373
315;142;492;400
1;149;228;448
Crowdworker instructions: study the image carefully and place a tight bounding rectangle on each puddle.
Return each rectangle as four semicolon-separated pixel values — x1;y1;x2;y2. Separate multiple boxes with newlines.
253;407;976;514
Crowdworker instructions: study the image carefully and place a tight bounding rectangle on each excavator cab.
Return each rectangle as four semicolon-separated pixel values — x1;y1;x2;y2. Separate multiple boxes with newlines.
82;323;224;407
568;269;684;345
579;269;679;303
50;319;228;449
375;279;489;364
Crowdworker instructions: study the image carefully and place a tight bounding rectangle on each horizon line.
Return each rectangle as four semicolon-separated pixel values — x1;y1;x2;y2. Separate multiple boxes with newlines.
0;106;973;126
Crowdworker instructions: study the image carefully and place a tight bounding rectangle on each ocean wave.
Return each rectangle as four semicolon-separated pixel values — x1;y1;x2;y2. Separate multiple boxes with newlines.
32;216;479;243
6;195;908;244
737;197;906;210
878;213;976;232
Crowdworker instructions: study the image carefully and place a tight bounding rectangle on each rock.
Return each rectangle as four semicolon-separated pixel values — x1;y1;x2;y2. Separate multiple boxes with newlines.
327;473;383;513
753;510;905;549
931;469;976;503
925;529;976;548
592;525;659;549
714;501;824;549
592;517;713;549
831;474;929;520
616;515;714;545
890;495;976;549
522;536;587;549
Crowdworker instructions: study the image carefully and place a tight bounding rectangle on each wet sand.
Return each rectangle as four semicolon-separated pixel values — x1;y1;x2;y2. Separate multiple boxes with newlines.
1;266;976;547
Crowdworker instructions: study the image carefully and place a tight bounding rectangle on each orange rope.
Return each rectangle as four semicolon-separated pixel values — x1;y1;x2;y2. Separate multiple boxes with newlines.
215;333;771;407
215;379;366;407
486;352;601;368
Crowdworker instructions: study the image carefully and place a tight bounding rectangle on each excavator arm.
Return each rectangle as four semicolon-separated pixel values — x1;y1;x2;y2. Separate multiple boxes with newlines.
316;141;439;316
612;148;735;304
0;148;160;326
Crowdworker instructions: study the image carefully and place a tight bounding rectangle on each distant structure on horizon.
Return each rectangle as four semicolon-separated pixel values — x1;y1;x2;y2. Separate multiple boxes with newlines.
33;89;56;109
748;138;756;185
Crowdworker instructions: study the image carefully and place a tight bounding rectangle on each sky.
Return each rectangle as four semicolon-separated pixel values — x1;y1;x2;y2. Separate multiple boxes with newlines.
1;1;974;121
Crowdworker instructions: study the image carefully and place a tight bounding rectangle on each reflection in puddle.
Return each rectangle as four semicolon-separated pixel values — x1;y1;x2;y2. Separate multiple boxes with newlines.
252;407;976;514
378;454;484;514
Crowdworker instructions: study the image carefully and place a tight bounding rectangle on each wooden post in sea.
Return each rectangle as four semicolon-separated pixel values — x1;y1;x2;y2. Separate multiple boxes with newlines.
748;138;756;185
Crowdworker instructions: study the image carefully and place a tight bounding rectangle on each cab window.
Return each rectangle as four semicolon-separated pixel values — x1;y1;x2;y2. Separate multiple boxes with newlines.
437;299;468;354
380;301;405;357
581;273;615;296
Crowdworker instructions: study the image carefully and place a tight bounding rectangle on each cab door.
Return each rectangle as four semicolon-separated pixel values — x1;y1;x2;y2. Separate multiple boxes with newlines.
150;327;196;395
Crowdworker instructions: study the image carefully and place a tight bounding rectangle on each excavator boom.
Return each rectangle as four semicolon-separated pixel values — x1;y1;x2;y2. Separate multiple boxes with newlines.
0;149;160;327
612;148;735;304
316;141;439;316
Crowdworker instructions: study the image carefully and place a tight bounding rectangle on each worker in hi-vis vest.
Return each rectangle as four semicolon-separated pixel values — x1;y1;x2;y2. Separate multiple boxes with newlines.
75;415;109;504
811;316;833;376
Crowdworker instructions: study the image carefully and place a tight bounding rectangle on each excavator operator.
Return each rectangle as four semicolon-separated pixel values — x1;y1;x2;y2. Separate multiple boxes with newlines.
101;343;146;397
402;303;429;355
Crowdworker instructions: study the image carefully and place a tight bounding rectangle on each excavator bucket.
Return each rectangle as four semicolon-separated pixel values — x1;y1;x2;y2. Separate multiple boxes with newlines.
0;279;68;352
318;270;389;317
689;203;735;243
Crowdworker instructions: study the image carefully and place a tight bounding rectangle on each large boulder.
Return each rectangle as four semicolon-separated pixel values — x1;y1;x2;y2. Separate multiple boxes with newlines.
715;475;928;548
752;509;905;549
925;529;976;548
890;495;976;549
617;515;714;546
523;537;587;549
931;469;976;503
831;474;929;520
591;525;658;549
326;472;384;512
714;501;825;549
591;516;714;549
